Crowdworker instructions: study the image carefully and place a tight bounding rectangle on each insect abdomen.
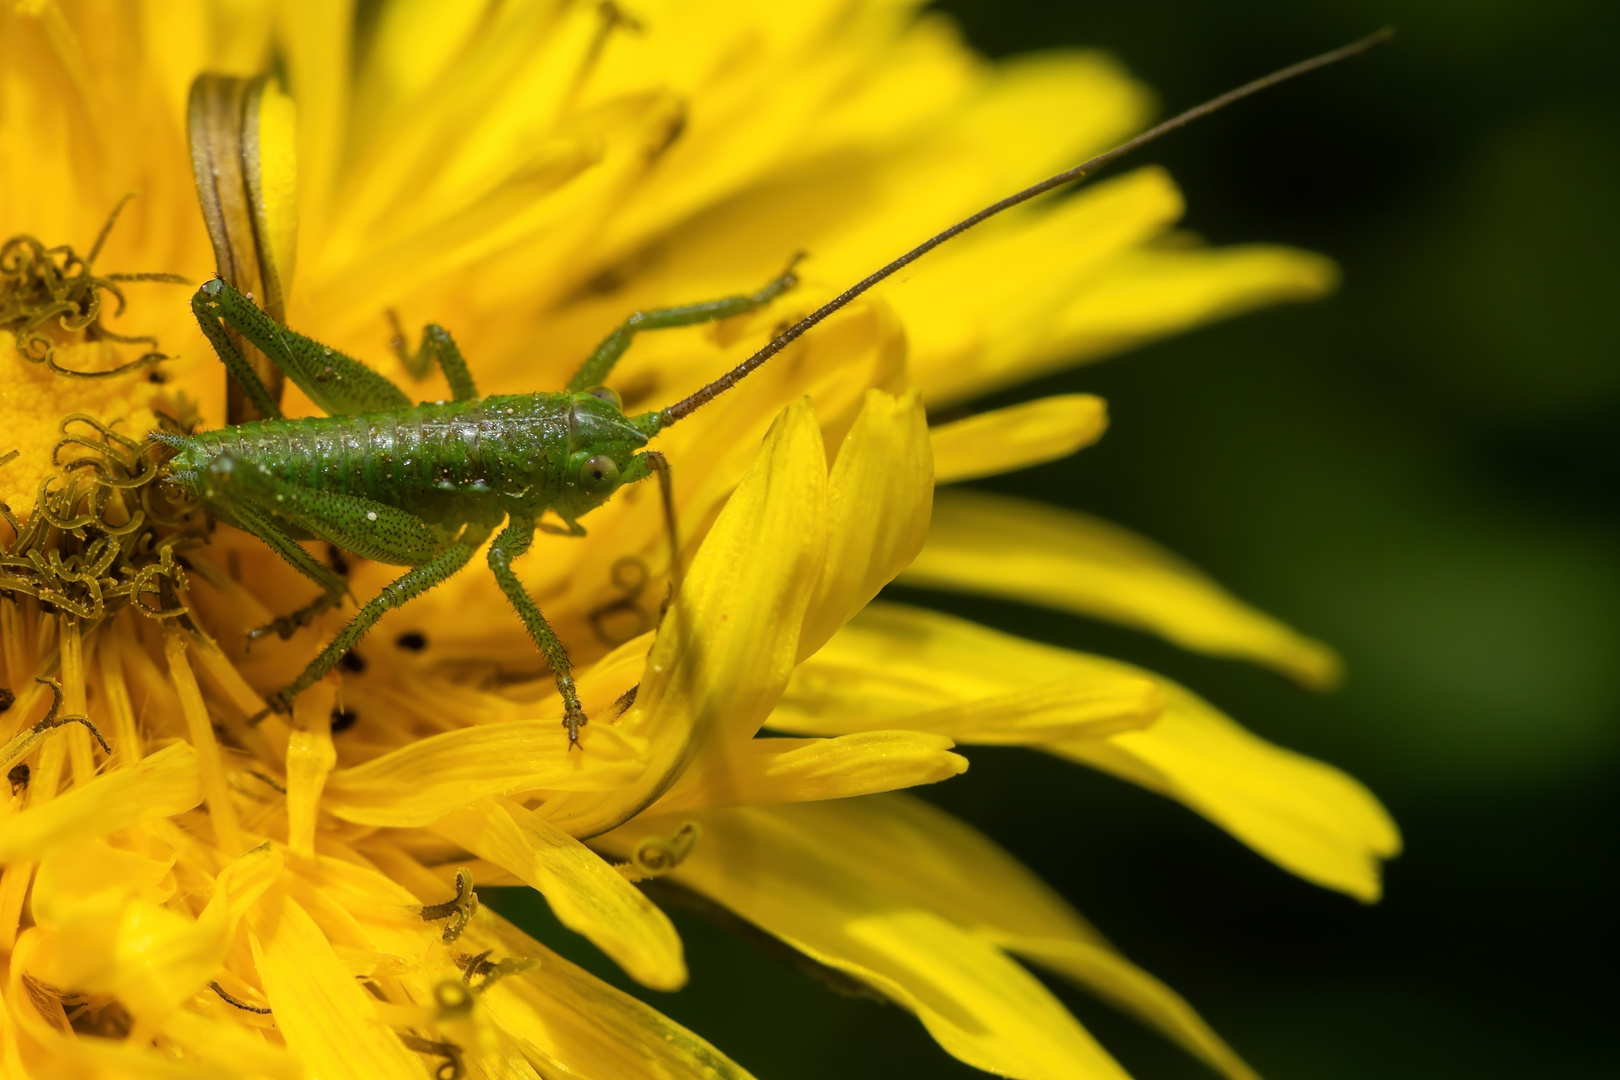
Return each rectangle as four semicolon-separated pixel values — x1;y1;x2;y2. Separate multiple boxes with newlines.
182;395;573;522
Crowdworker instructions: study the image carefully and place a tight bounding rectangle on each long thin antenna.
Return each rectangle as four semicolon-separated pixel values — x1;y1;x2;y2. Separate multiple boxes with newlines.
657;27;1392;427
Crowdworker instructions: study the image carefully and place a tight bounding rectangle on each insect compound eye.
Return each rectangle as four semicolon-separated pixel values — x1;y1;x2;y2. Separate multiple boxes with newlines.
578;454;620;496
587;385;622;410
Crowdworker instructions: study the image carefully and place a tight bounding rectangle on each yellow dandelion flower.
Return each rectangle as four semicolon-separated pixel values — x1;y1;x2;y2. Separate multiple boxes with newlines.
0;4;1399;1080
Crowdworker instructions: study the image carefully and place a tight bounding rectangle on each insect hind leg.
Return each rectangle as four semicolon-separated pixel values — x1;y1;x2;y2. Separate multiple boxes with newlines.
564;254;803;393
265;540;480;714
192;278;412;417
486;516;589;746
202;453;443;567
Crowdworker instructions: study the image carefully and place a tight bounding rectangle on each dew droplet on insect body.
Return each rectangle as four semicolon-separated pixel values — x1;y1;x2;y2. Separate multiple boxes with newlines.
366;511;377;521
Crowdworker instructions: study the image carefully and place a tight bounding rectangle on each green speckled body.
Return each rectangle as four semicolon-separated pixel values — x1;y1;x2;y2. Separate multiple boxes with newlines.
165;391;654;538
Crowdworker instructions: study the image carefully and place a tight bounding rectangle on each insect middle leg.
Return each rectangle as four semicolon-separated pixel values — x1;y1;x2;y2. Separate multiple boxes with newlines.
564;255;803;392
386;315;479;401
486;516;589;746
266;540;479;713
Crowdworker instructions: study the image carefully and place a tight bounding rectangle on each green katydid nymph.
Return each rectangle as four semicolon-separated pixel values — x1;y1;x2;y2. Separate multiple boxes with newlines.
156;31;1390;746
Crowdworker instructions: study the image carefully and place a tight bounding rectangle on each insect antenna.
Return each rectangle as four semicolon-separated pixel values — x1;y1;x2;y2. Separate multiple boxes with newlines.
655;27;1393;427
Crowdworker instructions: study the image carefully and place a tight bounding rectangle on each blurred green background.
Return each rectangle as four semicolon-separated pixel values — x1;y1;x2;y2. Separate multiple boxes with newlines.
492;3;1619;1076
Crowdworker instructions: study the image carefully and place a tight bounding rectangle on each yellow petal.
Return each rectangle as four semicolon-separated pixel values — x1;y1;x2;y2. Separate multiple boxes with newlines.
1012;939;1259;1080
433;796;687;991
286;679;337;857
31;838;173;927
8;928;251;1079
247;73;299;308
275;0;351;238
246;887;425;1080
651;731;968;814
601;808;1128;1080
1032;243;1339;377
321;719;645;827
747;796;1258;1080
351;0;489;125
0;741;201;863
772;602;1162;743
622;48;1150;301
799;388;934;659
1052;682;1402;901
899;168;1183;406
839;604;1397;898
932;394;1109;483
28;844;280;1021
902;490;1343;688
786;14;980;159
0;981;25;1078
160;1007;302;1080
469;909;759;1080
542;398;830;838
166;628;243;854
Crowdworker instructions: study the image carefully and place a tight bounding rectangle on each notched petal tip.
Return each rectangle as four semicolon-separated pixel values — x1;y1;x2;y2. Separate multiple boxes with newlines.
904;490;1342;688
931;393;1109;484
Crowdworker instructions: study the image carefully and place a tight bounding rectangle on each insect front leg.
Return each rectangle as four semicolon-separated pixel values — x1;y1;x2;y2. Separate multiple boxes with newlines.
192;278;412;417
385;314;479;401
190;288;283;420
563;255;803;392
487;516;588;746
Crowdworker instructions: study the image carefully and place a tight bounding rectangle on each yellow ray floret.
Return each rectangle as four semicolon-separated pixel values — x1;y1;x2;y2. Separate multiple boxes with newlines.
284;681;338;858
543;397;832;838
27;843;280;1024
650;729;969;813
817;604;1399;899
321;719;647;827
0;742;201;864
545;389;933;837
433;796;687;992
902;489;1344;687
724;796;1261;1080
603;806;1132;1080
932;394;1110;483
774;610;1164;743
245;887;427;1080
468;907;758;1080
1052;684;1403;902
